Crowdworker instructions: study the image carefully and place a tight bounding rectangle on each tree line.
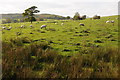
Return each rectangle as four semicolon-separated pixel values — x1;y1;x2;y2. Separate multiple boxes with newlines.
2;6;100;24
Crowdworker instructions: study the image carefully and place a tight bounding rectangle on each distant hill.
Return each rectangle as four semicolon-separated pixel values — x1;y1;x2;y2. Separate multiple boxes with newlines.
35;14;66;20
1;14;22;20
1;13;67;20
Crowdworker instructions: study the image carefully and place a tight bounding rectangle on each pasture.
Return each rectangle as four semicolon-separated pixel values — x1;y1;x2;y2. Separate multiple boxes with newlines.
2;15;120;78
2;15;118;55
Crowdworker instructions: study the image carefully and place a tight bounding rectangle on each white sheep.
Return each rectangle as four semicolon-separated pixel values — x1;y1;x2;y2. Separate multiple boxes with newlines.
61;23;64;25
30;25;33;28
106;21;110;23
20;25;25;28
106;20;114;23
9;26;12;29
41;25;47;29
55;23;58;25
111;20;115;23
5;26;12;30
2;27;6;29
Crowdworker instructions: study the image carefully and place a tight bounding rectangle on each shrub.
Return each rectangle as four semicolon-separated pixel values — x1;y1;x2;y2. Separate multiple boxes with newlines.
2;38;120;78
10;37;32;46
10;37;23;46
2;40;52;79
2;43;32;78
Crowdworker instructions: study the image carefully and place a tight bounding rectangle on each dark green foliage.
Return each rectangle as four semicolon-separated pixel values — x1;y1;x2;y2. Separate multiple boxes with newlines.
73;12;87;20
81;15;87;20
73;12;81;20
66;16;71;19
93;15;100;19
22;6;40;23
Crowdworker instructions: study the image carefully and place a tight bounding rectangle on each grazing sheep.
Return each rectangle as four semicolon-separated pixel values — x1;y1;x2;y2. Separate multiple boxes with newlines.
6;29;11;30
30;25;33;28
106;20;114;23
61;23;64;25
6;26;12;30
106;21;110;23
20;25;25;28
111;20;115;23
41;25;47;29
9;26;12;29
79;23;85;26
55;23;58;25
2;27;6;29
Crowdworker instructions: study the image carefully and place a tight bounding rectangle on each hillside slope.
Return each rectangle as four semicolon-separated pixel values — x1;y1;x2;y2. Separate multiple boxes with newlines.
1;13;66;20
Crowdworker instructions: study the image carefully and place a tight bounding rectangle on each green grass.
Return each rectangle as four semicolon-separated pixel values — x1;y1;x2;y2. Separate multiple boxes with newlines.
2;15;120;78
2;15;118;55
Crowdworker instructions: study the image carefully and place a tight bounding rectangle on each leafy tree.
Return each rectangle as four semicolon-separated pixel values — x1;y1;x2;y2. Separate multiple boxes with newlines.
66;16;71;19
22;6;40;23
81;15;86;20
93;15;100;19
73;12;80;20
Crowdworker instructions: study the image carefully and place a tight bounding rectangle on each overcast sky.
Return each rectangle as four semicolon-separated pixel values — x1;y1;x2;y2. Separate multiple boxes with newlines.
0;0;119;17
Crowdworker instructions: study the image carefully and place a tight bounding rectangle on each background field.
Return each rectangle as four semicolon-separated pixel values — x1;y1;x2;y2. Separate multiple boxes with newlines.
2;15;119;55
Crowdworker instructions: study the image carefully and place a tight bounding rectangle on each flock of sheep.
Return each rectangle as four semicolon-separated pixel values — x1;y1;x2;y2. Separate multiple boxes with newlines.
1;22;65;30
2;26;12;30
2;24;47;30
2;17;117;31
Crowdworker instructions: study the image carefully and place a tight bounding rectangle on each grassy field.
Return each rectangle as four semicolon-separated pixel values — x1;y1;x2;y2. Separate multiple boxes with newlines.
1;15;120;78
2;15;119;55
